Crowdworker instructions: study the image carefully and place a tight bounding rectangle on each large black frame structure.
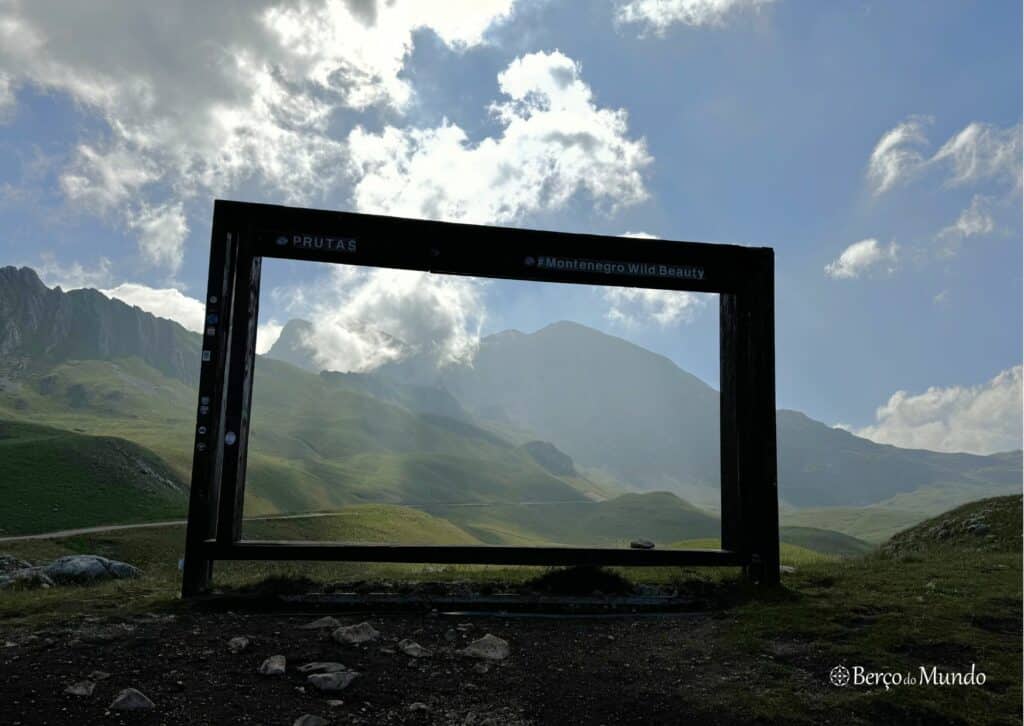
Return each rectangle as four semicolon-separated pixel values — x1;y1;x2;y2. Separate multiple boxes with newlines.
181;200;779;597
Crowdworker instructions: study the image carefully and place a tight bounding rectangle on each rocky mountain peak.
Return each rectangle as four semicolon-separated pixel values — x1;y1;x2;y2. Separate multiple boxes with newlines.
0;266;200;384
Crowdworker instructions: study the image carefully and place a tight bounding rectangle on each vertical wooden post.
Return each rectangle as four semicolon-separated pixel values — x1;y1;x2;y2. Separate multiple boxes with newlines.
721;251;779;585
182;208;239;597
216;236;262;544
719;294;741;553
751;252;780;584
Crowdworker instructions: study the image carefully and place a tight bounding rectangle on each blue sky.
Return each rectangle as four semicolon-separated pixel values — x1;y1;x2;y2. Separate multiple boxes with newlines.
0;0;1020;454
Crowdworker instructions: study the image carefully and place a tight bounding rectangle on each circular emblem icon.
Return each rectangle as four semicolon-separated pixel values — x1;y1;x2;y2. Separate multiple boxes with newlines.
524;256;535;266
275;235;289;246
829;665;850;687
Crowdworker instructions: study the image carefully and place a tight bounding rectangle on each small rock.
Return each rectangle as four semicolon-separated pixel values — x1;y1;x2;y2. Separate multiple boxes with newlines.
88;671;111;681
109;688;154;711
332;622;379;645
0;554;32;574
629;539;655;550
43;555;140;584
65;680;96;697
472;662;490;674
0;569;55;590
459;634;509;661
779;565;797;575
307;671;358;692
398;639;431;658
227;636;250;653
298;616;342;630
297;662;347;674
77;622;136;643
259;655;287;675
444;629;457;642
327;699;345;707
294;715;326;726
408;702;429;712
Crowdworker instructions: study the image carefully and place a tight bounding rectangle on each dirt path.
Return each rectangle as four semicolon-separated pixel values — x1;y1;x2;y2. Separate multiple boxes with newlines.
0;502;597;544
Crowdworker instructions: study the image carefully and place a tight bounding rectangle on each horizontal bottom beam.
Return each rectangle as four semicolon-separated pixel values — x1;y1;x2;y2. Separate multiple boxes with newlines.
201;541;748;567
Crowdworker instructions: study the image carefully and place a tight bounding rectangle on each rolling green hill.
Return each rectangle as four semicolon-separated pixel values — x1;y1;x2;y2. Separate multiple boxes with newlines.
782;506;925;544
431;490;721;546
778;526;873;556
670;537;834;566
884;495;1022;555
242;504;483;545
0;419;187;535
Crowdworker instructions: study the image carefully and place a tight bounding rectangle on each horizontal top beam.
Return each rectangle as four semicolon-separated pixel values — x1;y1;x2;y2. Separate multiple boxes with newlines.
213;199;771;294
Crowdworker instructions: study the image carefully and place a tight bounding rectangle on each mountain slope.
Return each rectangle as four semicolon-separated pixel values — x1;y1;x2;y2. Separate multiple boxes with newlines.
0;419;187;535
380;321;1020;510
0;269;605;528
1;267;1017;536
0;266;199;385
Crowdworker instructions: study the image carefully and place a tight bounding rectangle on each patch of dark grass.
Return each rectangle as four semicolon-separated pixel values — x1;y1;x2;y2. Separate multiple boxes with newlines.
525;566;635;595
966;614;1019;635
220;575;323;598
889;639;978;666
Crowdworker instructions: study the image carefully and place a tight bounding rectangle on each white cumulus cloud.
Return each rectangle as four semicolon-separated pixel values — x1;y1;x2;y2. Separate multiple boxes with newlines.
856;366;1023;455
0;1;520;269
288;267;485;373
0;71;15;119
616;0;776;33
824;238;898;279
348;50;651;223
601;231;704;326
127;202;190;274
100;283;205;333
604;287;705;327
867;117;931;196
35;253;113;290
936;194;995;256
867;118;1021;196
256;319;285;355
931;122;1022;191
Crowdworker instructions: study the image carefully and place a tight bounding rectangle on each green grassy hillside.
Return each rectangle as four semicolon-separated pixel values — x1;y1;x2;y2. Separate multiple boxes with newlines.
426;490;720;546
782;506;924;543
670;537;834;566
0;419;187;535
884;495;1022;555
778;526;874;556
242;504;482;545
0;355;597;519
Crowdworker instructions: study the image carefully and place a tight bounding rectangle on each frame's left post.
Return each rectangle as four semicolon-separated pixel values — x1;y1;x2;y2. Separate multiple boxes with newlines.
182;202;240;598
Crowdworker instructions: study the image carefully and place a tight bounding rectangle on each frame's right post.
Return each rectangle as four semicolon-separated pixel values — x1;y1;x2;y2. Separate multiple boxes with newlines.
748;250;780;584
720;249;779;585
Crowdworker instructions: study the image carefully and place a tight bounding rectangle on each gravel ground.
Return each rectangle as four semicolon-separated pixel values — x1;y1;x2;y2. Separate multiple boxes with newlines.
0;607;760;725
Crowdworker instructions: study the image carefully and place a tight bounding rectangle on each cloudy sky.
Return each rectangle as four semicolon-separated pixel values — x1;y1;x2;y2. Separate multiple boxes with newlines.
0;0;1020;454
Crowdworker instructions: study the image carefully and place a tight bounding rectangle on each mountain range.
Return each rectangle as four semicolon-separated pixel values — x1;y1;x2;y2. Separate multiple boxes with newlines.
0;265;1019;545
